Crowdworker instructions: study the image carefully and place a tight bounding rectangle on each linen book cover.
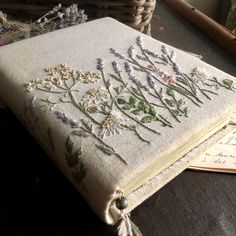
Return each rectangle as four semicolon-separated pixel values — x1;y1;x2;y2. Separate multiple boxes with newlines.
0;17;236;226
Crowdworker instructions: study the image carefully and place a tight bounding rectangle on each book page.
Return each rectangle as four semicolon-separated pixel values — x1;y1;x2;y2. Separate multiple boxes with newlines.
189;125;236;173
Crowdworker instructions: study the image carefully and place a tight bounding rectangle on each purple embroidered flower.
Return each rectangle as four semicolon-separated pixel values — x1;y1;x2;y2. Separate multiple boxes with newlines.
97;58;105;70
54;111;79;128
136;36;144;48
128;45;135;58
143;49;159;59
161;45;168;54
172;62;182;75
110;48;125;60
147;74;156;89
124;62;133;75
127;72;150;92
112;61;122;75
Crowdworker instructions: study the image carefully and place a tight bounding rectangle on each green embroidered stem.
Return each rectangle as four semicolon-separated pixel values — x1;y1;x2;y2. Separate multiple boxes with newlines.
176;76;202;101
68;90;100;125
183;74;211;100
122;55;202;107
36;87;65;94
202;89;218;95
152;89;181;123
115;101;161;135
122;124;151;144
151;74;201;107
100;70;113;99
207;77;236;91
138;45;156;68
128;88;166;109
80;126;128;165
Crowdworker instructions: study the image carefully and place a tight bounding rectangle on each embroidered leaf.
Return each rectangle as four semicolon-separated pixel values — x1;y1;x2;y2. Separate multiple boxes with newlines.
177;99;185;108
136;55;147;61
72;163;86;183
223;79;233;87
81;119;93;132
170;85;192;96
177;77;188;85
141;116;155;123
148;106;156;116
73;147;82;160
96;144;114;155
122;104;133;110
164;99;175;107
117;97;126;104
132;109;143;115
114;86;120;94
129;96;137;106
166;88;175;97
72;130;90;138
138;101;149;113
66;152;78;167
182;107;189;117
66;136;74;153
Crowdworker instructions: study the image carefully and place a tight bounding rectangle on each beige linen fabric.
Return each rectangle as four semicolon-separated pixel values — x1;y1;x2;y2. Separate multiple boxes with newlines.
0;18;236;224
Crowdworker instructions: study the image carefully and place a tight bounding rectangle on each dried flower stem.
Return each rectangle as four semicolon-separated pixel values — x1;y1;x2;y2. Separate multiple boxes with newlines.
68;90;100;125
80;126;127;164
151;89;180;122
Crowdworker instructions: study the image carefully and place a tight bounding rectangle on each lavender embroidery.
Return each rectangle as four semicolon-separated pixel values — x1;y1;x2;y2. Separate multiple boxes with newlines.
24;36;236;168
54;111;79;128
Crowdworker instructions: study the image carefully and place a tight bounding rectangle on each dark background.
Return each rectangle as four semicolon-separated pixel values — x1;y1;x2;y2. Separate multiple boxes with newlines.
1;1;236;235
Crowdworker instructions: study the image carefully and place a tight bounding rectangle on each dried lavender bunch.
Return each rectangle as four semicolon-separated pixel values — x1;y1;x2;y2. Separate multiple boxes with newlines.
30;3;88;37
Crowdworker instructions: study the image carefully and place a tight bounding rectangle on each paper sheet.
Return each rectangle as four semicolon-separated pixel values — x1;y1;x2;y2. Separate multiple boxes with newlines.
189;125;236;173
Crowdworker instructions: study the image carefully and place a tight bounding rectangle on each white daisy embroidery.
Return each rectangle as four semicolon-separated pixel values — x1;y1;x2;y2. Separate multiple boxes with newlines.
99;110;127;139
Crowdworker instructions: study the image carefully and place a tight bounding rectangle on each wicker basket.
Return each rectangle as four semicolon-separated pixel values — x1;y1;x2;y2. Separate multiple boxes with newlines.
0;0;156;33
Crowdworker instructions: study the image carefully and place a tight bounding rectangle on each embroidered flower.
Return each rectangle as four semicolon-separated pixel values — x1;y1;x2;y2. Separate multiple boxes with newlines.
143;49;159;59
54;111;80;128
83;87;109;104
110;48;125;60
147;74;156;89
112;61;122;75
99;110;127;139
172;62;182;75
128;45;136;59
81;71;101;84
136;36;144;48
191;68;209;83
161;45;169;54
97;58;105;70
163;74;177;84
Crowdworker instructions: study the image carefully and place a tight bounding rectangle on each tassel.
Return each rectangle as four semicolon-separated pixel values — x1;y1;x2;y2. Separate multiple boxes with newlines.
118;213;143;236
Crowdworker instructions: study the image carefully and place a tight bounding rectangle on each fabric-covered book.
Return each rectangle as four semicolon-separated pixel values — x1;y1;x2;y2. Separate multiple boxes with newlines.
0;17;236;230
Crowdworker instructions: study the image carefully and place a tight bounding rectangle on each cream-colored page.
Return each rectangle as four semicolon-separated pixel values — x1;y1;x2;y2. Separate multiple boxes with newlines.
189;125;236;173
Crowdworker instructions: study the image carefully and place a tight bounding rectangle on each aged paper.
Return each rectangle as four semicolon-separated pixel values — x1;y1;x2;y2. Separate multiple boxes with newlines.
189;125;236;173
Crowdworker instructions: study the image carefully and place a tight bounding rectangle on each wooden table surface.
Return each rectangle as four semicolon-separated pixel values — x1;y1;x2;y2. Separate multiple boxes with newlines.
1;1;236;235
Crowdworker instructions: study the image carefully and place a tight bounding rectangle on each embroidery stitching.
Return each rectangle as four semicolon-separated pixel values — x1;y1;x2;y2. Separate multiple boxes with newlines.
24;37;236;168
